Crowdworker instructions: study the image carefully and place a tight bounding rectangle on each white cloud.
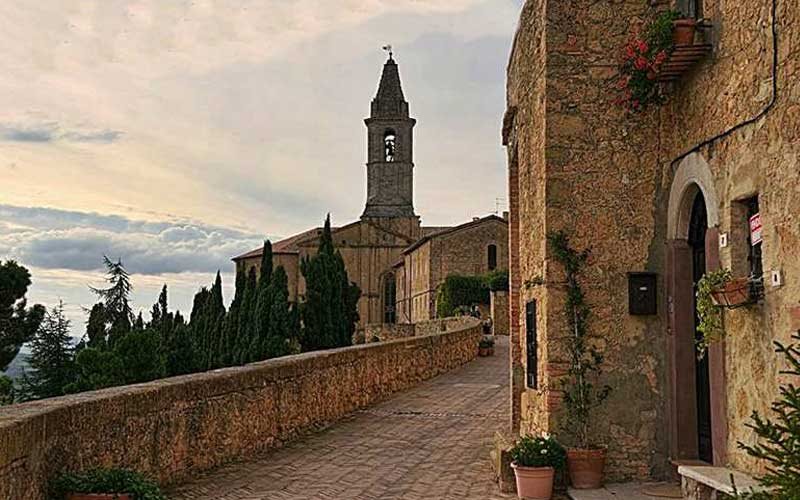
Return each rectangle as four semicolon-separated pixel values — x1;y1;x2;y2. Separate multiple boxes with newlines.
0;204;264;275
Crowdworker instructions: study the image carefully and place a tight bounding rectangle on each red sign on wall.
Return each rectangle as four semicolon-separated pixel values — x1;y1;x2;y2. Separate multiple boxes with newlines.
749;213;763;246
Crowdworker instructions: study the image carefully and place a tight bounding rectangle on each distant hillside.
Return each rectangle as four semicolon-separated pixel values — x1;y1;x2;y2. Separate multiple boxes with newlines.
3;347;30;380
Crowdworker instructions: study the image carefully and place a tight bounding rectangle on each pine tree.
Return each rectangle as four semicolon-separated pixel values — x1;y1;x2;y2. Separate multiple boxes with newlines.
19;302;75;401
300;215;360;351
0;260;45;371
89;257;133;348
737;334;800;499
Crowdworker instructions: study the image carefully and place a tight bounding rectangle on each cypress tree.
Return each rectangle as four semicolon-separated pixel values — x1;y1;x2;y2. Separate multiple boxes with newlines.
300;215;360;351
19;302;75;401
251;241;274;362
264;266;292;358
189;286;211;370
219;268;246;367
235;268;258;364
84;303;108;349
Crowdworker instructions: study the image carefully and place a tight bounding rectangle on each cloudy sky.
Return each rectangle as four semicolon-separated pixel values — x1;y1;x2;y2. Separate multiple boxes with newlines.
0;0;521;336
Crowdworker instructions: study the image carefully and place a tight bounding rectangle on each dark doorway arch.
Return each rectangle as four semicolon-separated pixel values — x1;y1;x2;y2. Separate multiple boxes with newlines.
688;191;713;463
383;274;397;324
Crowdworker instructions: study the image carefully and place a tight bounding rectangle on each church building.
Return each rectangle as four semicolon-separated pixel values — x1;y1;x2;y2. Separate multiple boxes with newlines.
233;54;508;327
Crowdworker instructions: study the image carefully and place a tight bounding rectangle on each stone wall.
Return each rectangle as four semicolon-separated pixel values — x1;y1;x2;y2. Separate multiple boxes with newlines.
363;322;416;342
0;321;481;500
491;291;510;336
507;0;799;482
396;216;509;324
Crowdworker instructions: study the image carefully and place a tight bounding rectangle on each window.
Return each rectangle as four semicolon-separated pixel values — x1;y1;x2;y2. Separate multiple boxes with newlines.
744;197;763;280
525;301;538;389
384;130;396;162
383;274;397;324
487;244;498;271
678;0;703;18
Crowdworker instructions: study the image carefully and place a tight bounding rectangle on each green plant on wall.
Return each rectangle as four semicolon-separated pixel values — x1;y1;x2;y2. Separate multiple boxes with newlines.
548;231;611;449
616;10;682;112
696;269;732;356
50;468;166;500
734;334;800;499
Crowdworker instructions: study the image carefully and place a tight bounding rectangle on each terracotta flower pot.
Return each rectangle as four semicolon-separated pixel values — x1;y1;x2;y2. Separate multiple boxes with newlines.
673;19;697;46
511;463;555;500
710;277;752;307
479;346;494;357
67;494;132;500
566;448;606;489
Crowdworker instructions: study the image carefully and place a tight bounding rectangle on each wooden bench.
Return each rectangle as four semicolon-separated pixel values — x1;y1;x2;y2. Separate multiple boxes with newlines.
678;465;770;499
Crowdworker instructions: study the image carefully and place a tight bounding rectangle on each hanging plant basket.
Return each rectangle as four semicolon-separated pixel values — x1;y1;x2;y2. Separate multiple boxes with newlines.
709;277;755;308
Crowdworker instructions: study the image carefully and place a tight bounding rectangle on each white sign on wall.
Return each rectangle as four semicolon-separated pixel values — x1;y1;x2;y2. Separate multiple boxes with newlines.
749;213;763;246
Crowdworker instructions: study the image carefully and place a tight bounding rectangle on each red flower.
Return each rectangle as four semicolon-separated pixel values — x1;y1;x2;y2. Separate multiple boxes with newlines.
637;40;649;54
624;44;636;60
616;76;630;89
634;56;649;71
654;50;668;66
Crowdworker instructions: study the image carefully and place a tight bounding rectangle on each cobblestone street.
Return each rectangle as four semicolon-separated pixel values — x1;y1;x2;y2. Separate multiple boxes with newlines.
169;337;515;500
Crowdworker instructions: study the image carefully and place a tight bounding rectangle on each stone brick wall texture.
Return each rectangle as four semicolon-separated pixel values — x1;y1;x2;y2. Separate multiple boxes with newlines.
508;0;799;482
0;321;482;500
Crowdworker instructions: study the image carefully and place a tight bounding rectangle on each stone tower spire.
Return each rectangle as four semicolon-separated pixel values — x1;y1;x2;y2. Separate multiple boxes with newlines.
362;54;417;219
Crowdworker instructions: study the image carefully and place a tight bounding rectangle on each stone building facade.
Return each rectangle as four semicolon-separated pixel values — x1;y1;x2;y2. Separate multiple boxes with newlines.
394;215;509;324
505;0;799;483
234;56;507;328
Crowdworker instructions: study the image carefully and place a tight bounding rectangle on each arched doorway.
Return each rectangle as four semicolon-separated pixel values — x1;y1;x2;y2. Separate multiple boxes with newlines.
383;273;397;324
666;153;727;465
688;192;713;463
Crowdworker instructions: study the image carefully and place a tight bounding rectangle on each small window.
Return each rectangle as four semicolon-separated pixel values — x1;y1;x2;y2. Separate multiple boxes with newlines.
487;244;498;271
383;274;397;324
384;130;396;162
678;0;703;18
744;197;763;280
525;301;538;389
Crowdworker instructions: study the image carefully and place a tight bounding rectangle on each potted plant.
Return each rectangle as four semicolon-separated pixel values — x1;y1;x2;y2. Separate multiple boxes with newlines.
479;336;495;357
673;17;697;46
510;434;567;500
50;468;166;500
547;231;611;490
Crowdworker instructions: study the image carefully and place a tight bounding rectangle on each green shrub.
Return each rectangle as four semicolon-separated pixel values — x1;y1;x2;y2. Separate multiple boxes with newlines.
484;269;509;292
50;468;166;500
510;435;567;469
436;275;490;318
735;334;800;499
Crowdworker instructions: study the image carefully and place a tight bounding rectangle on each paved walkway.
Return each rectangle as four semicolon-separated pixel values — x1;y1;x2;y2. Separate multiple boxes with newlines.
169;337;515;500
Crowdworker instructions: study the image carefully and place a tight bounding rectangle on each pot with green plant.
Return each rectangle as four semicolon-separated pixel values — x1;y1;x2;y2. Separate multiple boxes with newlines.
50;468;166;500
547;231;611;490
479;335;495;357
510;434;567;500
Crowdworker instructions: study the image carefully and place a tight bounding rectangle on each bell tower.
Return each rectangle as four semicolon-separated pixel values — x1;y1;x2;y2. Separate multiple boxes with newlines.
362;53;417;218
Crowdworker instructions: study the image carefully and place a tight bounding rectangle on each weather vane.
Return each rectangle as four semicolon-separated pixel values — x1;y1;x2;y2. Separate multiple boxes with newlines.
382;44;393;59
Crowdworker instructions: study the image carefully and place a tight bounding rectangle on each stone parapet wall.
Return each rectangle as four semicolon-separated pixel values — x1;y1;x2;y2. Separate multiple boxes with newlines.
0;320;482;500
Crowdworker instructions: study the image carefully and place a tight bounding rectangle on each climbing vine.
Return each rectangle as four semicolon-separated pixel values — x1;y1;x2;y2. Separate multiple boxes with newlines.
547;231;611;449
696;269;731;356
